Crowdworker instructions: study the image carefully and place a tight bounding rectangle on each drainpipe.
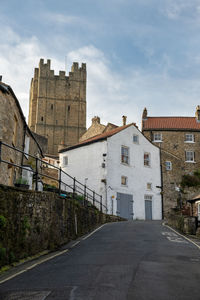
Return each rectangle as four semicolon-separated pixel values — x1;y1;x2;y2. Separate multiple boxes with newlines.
20;124;27;175
159;147;164;219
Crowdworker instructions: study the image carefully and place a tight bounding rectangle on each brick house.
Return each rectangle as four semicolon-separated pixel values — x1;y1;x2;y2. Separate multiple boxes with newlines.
0;80;47;187
142;107;200;217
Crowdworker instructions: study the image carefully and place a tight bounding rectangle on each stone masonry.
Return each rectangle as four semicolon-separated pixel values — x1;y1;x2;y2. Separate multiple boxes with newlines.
142;107;200;217
28;59;87;155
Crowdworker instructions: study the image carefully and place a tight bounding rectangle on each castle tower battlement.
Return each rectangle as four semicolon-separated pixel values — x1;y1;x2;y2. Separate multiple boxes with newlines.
28;59;87;155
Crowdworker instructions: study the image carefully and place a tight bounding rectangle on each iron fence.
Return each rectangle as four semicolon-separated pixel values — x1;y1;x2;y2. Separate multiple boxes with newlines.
0;141;107;213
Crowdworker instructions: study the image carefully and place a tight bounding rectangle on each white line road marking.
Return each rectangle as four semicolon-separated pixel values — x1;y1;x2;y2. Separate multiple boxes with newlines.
0;223;106;285
82;224;106;240
163;223;200;250
0;249;68;285
71;241;80;248
162;231;188;243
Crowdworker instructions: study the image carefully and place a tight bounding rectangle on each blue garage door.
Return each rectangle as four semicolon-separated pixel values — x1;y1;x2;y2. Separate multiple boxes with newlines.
116;193;133;220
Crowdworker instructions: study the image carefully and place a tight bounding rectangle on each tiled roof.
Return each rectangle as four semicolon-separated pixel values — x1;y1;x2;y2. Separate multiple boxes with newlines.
59;123;134;153
143;117;200;130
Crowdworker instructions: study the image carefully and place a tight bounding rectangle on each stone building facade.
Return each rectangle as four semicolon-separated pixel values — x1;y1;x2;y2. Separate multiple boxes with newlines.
79;116;118;142
28;59;87;156
0;81;45;187
142;107;200;217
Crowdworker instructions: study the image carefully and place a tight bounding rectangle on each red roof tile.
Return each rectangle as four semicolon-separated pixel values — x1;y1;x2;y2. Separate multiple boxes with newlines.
143;117;200;130
59;123;134;152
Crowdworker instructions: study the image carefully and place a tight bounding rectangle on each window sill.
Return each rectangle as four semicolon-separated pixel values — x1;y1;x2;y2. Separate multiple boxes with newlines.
153;140;162;143
184;141;195;144
121;162;130;167
144;165;151;168
185;161;196;163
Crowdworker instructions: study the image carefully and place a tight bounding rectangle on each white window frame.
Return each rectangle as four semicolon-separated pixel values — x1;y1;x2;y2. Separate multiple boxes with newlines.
144;152;150;167
185;134;194;143
147;183;152;190
121;146;129;165
185;151;195;163
121;176;128;186
144;195;153;201
133;135;139;144
63;156;68;167
165;161;172;171
153;133;162;142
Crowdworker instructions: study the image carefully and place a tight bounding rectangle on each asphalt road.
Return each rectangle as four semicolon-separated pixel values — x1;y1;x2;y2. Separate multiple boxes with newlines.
0;221;200;300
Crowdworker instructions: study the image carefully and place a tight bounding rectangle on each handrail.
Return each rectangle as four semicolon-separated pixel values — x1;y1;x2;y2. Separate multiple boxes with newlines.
0;141;107;212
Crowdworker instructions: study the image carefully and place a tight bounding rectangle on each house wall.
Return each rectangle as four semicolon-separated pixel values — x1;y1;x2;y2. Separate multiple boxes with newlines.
0;83;44;187
28;59;87;155
0;88;24;186
60;141;107;211
143;129;200;216
60;125;162;219
106;126;162;220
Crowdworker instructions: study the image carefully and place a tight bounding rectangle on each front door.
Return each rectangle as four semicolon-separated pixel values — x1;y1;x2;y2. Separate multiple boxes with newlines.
145;199;152;220
116;193;133;220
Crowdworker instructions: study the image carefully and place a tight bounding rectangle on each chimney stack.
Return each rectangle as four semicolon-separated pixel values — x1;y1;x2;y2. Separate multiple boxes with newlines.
92;116;100;124
142;107;147;120
195;106;200;122
122;115;127;126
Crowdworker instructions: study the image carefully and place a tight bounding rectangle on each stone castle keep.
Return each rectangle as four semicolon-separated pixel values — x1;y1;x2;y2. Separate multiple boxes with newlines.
28;59;87;156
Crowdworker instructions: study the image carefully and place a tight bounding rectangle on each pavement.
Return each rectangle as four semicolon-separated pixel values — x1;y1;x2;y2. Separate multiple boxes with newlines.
0;221;200;300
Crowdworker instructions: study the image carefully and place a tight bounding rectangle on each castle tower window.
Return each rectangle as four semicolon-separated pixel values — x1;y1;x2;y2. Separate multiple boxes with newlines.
51;104;53;110
41;117;43;121
68;105;70;112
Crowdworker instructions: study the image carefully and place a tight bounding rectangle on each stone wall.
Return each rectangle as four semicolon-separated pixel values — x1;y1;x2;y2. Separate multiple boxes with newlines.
29;59;87;155
143;130;200;217
0;184;123;267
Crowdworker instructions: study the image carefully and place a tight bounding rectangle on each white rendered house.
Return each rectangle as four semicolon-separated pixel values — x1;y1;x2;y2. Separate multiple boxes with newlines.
59;123;162;220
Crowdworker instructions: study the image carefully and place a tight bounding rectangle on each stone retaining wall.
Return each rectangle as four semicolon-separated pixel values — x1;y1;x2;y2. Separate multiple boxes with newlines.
0;184;123;267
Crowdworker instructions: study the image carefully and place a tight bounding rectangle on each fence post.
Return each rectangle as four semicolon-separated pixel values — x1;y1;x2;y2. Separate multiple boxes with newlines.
35;157;38;191
100;196;102;212
93;191;95;206
0;141;2;164
59;167;62;194
73;177;76;198
84;185;86;206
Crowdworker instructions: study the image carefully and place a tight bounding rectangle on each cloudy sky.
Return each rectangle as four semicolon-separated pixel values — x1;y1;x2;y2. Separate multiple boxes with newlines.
1;0;200;128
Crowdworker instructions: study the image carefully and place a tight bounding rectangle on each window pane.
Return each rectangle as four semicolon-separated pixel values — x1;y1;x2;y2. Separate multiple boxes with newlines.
121;146;129;164
185;151;194;161
144;153;150;166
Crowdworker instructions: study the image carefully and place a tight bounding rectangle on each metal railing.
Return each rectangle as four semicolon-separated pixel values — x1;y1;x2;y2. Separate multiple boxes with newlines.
0;141;107;213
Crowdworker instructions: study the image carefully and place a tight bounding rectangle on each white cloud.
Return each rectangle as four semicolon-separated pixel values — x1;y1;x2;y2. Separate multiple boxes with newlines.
43;12;89;27
1;25;200;132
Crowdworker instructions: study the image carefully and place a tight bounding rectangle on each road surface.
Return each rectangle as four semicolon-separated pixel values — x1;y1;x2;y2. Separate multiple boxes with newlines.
0;221;200;299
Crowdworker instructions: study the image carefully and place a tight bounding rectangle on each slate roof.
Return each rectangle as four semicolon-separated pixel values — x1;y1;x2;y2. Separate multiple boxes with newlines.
142;117;200;131
59;123;134;153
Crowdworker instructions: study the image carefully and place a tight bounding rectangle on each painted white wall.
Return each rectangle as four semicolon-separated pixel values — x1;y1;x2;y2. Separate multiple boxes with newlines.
60;124;162;219
106;125;162;220
60;140;107;212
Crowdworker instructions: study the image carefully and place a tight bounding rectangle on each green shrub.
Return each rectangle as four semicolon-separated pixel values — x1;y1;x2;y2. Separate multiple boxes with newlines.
0;215;7;229
181;174;200;188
